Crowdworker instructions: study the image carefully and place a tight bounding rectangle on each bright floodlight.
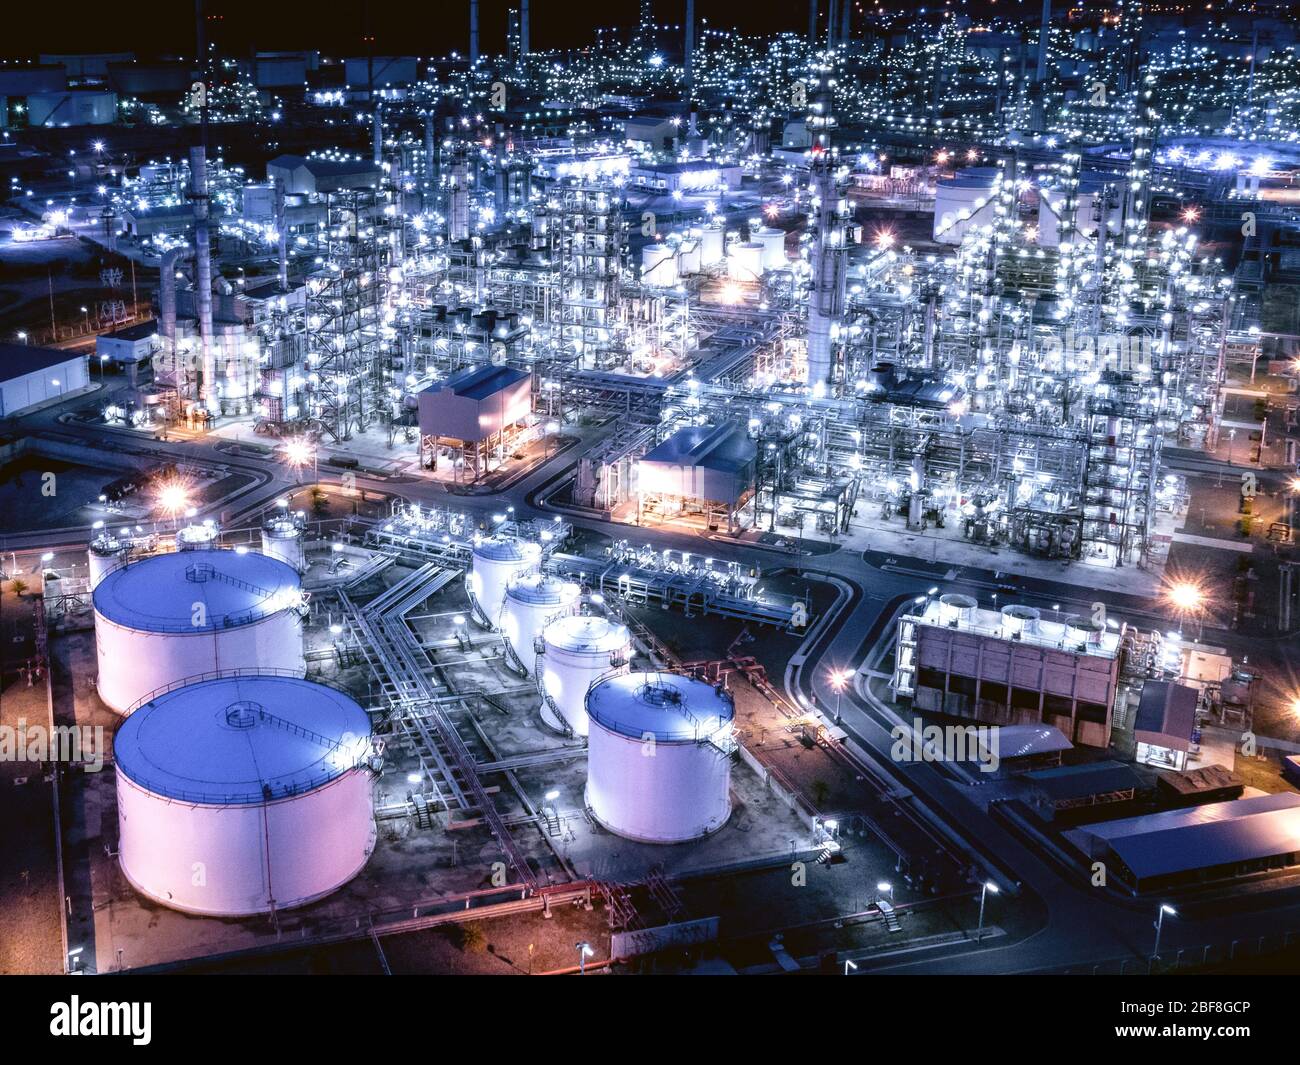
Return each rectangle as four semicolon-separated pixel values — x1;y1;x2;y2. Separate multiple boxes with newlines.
985;881;999;893
1161;904;1177;915
156;482;190;517
1167;582;1203;611
284;438;315;468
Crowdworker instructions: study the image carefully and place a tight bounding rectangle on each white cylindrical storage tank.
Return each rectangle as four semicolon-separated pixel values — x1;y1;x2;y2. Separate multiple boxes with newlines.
586;672;734;843
933;169;997;245
261;512;305;572
757;226;786;271
500;573;580;676
540;614;631;736
114;673;376;916
677;238;701;275
176;520;219;550
641;242;678;286
728;241;763;281
469;536;541;624
700;224;724;265
88;532;130;589
1000;604;1040;639
92;550;305;714
938;593;977;626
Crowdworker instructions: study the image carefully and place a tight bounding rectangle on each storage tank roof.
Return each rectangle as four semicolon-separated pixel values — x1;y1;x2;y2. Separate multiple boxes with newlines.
114;674;371;804
587;671;733;742
507;572;579;605
93;550;300;633
473;536;541;563
544;614;629;654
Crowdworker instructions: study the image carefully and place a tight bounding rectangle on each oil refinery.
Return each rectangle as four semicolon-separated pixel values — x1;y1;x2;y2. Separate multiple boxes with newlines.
4;0;1300;1005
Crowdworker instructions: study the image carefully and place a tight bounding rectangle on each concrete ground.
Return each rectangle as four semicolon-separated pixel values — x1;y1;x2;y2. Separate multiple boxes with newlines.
52;558;826;971
0;579;64;974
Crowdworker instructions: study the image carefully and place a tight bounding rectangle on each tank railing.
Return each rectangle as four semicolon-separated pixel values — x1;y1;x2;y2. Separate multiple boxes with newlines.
184;561;280;598
582;670;736;745
252;706;353;754
123;666;361;717
117;762;358;806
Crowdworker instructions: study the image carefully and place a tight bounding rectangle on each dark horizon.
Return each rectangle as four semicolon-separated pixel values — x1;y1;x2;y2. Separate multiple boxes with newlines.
0;1;1114;62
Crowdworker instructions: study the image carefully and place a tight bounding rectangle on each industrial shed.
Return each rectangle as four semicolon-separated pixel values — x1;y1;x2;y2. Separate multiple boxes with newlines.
0;343;89;418
1066;792;1300;893
1133;680;1199;771
417;365;533;481
266;154;382;196
980;724;1073;775
1024;760;1143;821
637;421;757;533
96;321;158;373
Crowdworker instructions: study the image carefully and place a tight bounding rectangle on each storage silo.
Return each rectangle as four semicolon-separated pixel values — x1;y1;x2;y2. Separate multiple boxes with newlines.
700;224;725;265
933;168;998;244
540;614;631;735
500;573;580;676
677;237;702;275
585;672;734;843
93;550;305;714
757;226;787;271
469;535;541;624
261;510;306;572
114;673;377;916
641;242;678;287
87;531;131;589
727;241;763;281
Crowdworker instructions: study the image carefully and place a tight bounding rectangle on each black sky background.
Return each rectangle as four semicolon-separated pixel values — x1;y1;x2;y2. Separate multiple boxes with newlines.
0;1;1021;60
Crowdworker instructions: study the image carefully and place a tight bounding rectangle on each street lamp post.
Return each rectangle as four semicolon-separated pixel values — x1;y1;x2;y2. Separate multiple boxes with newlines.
575;941;594;975
843;959;857;976
1153;904;1176;959
976;880;998;942
828;668;851;724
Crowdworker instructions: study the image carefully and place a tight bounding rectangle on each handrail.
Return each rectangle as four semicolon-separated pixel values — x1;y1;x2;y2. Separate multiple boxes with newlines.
123;666;364;716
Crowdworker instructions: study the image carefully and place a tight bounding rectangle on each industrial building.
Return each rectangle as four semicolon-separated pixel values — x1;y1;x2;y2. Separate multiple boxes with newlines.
1133;680;1200;772
894;595;1123;747
1067;793;1300;894
0;344;90;418
637;421;758;533
417;365;533;479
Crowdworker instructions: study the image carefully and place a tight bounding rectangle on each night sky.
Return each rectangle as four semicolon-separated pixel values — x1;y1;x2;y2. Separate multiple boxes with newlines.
2;1;1031;61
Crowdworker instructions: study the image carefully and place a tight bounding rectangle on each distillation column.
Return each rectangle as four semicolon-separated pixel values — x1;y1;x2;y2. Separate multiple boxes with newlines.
189;144;217;414
805;67;847;393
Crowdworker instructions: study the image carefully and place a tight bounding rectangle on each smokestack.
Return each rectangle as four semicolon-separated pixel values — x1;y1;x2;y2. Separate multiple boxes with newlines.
1036;0;1051;82
188;145;216;413
840;0;851;45
470;0;480;65
274;179;288;292
809;0;818;46
826;0;837;49
372;106;383;166
685;0;694;93
160;248;181;343
521;0;530;55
